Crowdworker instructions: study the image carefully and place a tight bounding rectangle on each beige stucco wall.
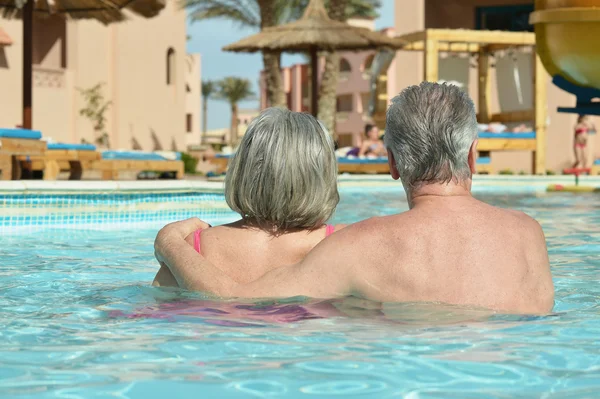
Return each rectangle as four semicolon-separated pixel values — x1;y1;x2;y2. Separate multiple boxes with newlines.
185;53;202;148
394;0;599;173
0;0;192;152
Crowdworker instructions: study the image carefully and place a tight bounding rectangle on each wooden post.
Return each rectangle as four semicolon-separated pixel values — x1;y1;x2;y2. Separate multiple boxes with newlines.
310;47;319;117
43;160;60;181
23;0;33;129
533;52;547;175
0;155;11;180
478;48;492;123
424;35;439;82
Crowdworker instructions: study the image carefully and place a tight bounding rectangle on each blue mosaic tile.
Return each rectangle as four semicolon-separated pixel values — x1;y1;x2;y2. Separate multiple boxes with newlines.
0;192;238;233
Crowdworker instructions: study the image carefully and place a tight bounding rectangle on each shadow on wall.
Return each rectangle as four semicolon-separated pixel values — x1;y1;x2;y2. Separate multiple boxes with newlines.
170;137;177;152
131;136;143;150
150;129;163;151
33;15;66;68
0;48;8;69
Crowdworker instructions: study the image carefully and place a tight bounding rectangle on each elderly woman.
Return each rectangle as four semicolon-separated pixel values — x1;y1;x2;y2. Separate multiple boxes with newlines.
153;108;345;287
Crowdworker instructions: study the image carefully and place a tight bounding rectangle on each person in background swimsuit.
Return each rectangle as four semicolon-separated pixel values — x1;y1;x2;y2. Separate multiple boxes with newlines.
153;108;346;288
573;115;596;168
359;124;387;156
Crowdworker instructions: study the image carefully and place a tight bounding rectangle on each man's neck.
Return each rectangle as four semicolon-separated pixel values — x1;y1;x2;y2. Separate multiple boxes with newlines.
407;180;472;209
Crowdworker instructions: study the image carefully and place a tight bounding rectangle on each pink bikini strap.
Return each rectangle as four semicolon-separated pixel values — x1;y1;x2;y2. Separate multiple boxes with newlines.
325;224;335;237
193;229;202;254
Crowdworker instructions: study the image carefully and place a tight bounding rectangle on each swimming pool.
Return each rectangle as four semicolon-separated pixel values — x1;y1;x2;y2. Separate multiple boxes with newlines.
1;185;600;398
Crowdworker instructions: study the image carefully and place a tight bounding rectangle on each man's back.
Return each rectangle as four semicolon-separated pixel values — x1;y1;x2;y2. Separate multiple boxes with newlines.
346;196;554;313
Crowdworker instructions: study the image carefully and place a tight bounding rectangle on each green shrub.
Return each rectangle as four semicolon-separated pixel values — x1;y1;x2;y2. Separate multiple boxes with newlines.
499;169;514;175
546;170;556;175
181;152;199;174
518;170;527;175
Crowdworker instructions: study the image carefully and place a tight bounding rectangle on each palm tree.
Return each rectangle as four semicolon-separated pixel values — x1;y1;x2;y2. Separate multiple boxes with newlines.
185;0;380;133
185;0;291;108
201;80;215;141
285;0;381;139
216;77;255;146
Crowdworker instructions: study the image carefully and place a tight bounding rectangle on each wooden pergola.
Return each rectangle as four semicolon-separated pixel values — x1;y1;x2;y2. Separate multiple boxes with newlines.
391;29;548;174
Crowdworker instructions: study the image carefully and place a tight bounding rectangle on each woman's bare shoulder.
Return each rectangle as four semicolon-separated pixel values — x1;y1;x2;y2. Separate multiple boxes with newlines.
184;223;236;247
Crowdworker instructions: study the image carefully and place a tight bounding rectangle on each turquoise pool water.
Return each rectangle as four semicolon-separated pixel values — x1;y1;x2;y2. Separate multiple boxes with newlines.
1;187;600;398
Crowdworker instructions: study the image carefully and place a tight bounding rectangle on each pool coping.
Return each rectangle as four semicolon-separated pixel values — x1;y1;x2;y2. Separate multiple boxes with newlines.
0;175;599;194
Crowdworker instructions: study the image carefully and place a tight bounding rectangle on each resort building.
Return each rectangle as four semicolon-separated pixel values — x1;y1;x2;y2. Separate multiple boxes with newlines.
0;0;200;152
257;2;598;173
392;0;598;173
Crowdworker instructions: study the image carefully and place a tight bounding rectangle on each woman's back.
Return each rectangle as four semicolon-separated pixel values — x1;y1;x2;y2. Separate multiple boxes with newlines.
186;222;341;284
152;108;341;289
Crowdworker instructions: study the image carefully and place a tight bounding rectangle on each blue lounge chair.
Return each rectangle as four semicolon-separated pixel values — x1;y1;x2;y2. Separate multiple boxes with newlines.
91;151;184;180
0;128;46;180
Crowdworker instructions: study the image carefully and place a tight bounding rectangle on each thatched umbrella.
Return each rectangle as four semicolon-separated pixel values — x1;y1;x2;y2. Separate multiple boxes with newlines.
0;0;165;129
223;0;402;117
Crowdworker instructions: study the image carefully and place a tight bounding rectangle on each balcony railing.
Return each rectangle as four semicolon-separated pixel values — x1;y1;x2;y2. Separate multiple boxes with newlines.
33;66;66;89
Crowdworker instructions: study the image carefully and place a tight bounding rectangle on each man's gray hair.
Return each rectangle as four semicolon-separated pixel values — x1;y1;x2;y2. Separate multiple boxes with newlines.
384;82;478;188
225;107;339;231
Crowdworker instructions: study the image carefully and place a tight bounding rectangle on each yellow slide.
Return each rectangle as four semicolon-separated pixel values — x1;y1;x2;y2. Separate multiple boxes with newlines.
530;0;600;115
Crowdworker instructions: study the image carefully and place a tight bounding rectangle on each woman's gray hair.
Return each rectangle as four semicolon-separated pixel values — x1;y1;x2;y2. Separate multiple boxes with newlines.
384;82;478;188
225;107;339;231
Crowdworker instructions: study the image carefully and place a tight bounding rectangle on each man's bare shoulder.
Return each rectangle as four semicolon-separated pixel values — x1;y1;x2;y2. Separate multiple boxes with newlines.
486;203;543;232
340;214;406;236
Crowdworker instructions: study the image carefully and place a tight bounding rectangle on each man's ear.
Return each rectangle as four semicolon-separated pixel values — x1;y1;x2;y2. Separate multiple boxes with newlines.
468;140;478;175
387;149;400;180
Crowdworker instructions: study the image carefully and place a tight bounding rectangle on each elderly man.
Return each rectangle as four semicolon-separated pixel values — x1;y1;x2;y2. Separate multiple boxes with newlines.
155;82;554;314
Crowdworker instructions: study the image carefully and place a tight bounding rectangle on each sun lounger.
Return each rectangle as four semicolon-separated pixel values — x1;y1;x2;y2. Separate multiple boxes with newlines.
91;151;184;180
17;146;184;180
207;153;231;174
337;156;492;174
337;157;389;174
0;128;46;180
478;131;537;146
16;142;99;180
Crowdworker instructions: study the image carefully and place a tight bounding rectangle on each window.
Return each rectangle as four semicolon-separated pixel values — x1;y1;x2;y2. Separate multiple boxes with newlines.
339;58;352;73
336;94;353;113
475;5;534;32
166;48;176;85
186;113;192;133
